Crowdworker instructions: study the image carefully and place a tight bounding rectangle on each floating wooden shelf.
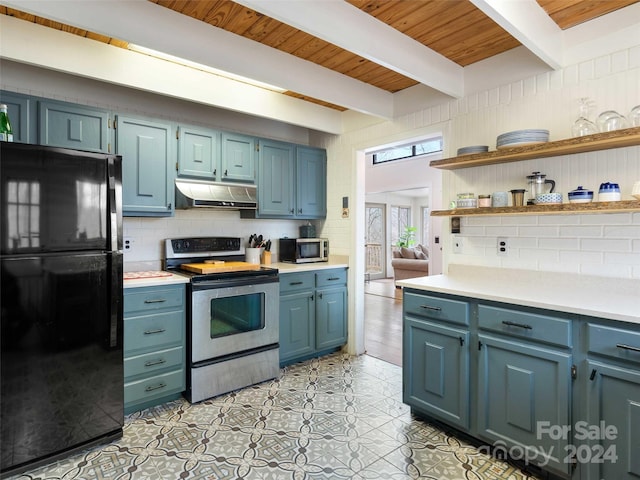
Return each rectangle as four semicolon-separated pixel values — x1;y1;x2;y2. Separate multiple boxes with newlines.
431;127;640;170
432;200;640;217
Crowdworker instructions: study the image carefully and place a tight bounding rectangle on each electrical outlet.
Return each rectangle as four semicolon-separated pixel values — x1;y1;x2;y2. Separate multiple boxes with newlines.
124;237;134;252
497;237;508;256
453;236;463;254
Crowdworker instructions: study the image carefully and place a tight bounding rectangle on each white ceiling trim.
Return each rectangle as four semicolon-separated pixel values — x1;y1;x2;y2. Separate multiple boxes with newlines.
0;14;345;134
235;0;464;98
470;0;564;70
1;0;395;119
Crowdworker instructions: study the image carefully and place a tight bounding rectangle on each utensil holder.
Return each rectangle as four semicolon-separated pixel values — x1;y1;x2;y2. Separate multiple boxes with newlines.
245;247;263;264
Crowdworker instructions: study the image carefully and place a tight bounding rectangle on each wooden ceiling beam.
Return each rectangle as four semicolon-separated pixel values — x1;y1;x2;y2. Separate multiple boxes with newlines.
234;0;464;98
470;0;564;69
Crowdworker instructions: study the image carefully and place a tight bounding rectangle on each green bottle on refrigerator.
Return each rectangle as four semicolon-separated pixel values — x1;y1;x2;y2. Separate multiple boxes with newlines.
0;104;14;142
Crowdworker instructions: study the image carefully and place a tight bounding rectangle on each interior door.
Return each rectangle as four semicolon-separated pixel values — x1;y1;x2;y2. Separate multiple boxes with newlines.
365;203;385;280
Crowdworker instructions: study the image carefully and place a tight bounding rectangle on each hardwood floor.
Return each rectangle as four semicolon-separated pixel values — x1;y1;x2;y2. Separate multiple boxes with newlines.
364;278;403;366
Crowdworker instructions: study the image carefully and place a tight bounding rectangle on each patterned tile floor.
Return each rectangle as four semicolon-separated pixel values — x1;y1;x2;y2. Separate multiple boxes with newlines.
8;353;541;480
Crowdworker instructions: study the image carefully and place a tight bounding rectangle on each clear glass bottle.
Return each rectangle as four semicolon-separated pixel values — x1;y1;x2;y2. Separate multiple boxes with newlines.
571;98;597;137
0;104;14;142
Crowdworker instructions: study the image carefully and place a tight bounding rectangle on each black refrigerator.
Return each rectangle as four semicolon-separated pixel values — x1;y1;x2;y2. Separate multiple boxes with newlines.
0;142;124;477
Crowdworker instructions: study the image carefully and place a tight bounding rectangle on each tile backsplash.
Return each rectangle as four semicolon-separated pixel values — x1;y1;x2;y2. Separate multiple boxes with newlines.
123;209;302;271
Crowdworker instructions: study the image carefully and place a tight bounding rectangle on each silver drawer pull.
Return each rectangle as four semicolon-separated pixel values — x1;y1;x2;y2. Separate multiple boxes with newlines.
327;277;341;281
145;382;166;392
420;305;442;312
502;320;532;330
144;359;167;367
616;343;640;353
144;298;167;304
290;281;304;285
143;328;166;335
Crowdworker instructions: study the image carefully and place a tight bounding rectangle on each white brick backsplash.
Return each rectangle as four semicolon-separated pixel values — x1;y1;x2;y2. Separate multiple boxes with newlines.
605;252;640;265
559;225;603;237
580;238;631;252
538;238;581;250
484;225;520;237
559;250;603;264
604;225;640;238
518;226;561;237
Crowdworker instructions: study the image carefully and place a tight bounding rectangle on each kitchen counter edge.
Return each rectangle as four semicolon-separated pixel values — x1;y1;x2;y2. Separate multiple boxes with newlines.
398;265;639;325
124;272;190;289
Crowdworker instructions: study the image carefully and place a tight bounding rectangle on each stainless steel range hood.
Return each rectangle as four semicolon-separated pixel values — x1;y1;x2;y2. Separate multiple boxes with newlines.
175;179;257;210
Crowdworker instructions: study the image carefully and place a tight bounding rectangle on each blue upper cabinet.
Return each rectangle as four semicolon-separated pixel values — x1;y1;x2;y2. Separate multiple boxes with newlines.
39;100;110;153
0;91;35;144
257;139;296;216
178;125;220;179
116;115;175;217
245;141;327;219
296;146;327;219
221;132;256;183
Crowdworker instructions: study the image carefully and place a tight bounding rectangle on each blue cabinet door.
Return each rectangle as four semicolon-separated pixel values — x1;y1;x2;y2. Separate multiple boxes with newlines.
296;146;326;218
178;126;220;179
0;91;35;144
116;115;175;216
257;139;295;216
279;291;315;364
221;132;255;183
315;287;347;350
584;360;640;480
404;318;470;430
39;100;109;153
477;334;572;477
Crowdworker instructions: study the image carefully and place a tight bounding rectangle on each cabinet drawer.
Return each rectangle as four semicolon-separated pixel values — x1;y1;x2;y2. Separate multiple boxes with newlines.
316;269;347;287
478;304;571;347
124;311;183;353
124;287;184;313
586;323;640;364
124;369;184;405
404;292;469;326
124;346;183;379
280;272;315;294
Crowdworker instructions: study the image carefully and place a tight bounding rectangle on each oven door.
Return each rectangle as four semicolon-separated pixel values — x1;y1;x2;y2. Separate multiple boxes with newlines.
190;279;279;364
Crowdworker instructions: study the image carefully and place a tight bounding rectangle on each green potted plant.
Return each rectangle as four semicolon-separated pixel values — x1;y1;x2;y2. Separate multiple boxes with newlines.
396;226;417;247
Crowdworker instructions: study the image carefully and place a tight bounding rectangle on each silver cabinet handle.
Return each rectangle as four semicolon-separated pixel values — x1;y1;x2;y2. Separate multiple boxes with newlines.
144;298;167;304
327;277;340;281
145;383;166;392
420;305;441;311
143;328;166;335
144;359;167;367
502;320;532;330
290;281;304;285
616;343;640;353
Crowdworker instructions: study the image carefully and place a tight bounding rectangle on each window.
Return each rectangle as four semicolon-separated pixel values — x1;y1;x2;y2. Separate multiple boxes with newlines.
372;138;443;165
7;180;40;249
390;206;411;247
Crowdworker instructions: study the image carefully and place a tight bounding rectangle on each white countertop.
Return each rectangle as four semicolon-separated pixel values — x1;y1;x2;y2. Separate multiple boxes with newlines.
273;257;349;274
123;272;190;289
123;257;348;288
398;265;640;324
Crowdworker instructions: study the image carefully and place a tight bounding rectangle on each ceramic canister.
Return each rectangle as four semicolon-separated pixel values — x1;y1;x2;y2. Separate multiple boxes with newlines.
492;191;509;207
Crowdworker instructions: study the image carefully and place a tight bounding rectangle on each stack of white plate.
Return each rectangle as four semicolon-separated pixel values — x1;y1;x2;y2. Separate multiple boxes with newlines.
457;145;489;155
496;129;549;149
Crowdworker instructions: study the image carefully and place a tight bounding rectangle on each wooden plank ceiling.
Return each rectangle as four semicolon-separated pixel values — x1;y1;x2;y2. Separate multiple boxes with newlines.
1;1;637;111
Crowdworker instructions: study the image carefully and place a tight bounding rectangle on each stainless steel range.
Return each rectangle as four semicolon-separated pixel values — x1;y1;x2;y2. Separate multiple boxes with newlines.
165;237;279;403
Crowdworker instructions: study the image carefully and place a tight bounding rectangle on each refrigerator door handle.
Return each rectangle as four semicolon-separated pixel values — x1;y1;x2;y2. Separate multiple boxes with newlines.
108;156;123;253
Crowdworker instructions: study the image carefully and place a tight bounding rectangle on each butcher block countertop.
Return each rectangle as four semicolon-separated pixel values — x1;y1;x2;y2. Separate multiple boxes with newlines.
398;265;640;325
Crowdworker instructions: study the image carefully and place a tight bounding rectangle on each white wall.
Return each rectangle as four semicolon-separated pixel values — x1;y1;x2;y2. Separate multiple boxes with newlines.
318;45;640;281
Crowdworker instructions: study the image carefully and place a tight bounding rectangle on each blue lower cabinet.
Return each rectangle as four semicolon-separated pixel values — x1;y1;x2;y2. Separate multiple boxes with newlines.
123;284;185;414
279;268;347;366
477;334;572;477
404;318;470;430
584;360;640;480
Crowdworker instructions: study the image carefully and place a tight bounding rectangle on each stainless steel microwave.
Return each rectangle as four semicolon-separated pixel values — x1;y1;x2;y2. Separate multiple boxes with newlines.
279;238;329;263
